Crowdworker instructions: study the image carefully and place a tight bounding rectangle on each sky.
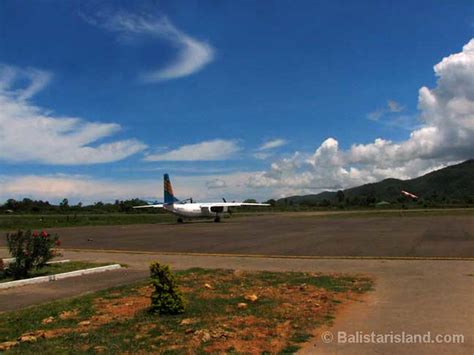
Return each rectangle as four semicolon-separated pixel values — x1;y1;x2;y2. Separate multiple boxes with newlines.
0;0;473;203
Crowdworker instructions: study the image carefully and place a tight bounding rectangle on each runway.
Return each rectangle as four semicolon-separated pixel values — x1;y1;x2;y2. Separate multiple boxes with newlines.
3;214;472;258
1;214;473;353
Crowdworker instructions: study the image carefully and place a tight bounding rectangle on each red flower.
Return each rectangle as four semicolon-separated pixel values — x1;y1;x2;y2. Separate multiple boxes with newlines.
40;230;48;237
32;231;39;237
55;240;61;247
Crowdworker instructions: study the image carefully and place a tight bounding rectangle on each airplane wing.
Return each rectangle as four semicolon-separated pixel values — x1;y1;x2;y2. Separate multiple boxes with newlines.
133;204;164;209
200;202;270;208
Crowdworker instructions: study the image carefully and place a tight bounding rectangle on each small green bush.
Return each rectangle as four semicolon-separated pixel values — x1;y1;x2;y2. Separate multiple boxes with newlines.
149;262;185;315
6;230;61;279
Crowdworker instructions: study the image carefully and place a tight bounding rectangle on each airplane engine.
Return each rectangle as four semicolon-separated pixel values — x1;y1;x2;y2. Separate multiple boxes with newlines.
210;206;225;213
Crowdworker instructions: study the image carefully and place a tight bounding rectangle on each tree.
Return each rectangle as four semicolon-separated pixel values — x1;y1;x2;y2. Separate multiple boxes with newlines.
336;190;345;203
149;262;185;315
265;199;277;207
60;198;69;209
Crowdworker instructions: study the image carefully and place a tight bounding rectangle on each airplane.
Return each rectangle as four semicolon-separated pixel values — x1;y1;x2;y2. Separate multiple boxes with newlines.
401;190;419;199
133;174;270;223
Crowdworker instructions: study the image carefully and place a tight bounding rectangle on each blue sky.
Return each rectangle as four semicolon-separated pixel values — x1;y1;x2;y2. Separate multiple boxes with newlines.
1;0;473;203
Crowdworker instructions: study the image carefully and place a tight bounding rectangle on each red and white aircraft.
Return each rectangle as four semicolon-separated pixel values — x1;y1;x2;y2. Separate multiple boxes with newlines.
401;190;419;199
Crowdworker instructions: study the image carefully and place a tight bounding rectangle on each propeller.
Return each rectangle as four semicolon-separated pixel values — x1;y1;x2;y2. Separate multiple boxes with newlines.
223;197;233;215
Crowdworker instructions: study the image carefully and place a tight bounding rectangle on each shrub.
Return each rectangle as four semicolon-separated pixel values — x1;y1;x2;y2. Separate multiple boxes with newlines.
6;230;61;279
149;262;185;315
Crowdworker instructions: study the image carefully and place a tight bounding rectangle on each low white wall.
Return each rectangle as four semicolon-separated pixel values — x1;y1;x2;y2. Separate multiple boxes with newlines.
0;264;121;289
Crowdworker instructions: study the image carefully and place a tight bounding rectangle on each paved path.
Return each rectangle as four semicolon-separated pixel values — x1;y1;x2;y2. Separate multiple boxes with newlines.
1;249;472;354
2;215;472;257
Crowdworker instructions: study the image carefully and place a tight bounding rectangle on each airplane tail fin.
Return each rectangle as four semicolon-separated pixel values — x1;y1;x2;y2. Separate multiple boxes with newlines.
164;174;179;204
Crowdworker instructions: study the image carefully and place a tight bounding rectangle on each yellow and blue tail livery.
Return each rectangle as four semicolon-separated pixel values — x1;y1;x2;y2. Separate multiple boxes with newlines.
164;174;179;204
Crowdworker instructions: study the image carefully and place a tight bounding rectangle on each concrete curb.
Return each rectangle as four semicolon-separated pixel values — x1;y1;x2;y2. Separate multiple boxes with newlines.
0;264;121;290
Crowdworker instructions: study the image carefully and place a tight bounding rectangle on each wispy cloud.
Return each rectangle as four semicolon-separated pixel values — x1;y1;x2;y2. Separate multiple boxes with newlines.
368;99;405;121
0;64;146;165
253;138;288;160
144;139;241;161
258;138;288;151
83;12;215;82
205;178;228;189
387;100;404;113
253;152;272;160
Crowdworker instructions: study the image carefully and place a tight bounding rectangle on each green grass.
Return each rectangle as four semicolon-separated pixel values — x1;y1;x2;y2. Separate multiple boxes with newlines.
0;213;176;231
286;208;474;219
1;208;472;231
0;268;374;354
0;261;111;283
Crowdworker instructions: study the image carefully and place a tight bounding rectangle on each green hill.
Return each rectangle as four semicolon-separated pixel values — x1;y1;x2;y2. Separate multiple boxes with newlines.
278;159;474;206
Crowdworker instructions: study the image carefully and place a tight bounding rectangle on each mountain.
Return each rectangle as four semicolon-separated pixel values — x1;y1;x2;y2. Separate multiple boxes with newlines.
278;159;474;205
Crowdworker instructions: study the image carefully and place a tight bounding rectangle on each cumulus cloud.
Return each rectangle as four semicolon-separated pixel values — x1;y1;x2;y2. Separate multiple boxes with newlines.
85;12;214;82
250;40;474;197
144;139;241;161
0;65;146;165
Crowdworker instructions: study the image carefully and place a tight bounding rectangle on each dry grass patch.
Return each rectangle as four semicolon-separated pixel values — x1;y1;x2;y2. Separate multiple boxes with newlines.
0;268;373;354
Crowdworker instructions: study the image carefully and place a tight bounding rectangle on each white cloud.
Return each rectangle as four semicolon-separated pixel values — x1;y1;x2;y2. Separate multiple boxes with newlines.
0;172;267;204
258;138;288;151
387;100;404;113
368;99;405;120
0;65;146;165
253;152;272;160
205;178;228;189
144;139;241;161
87;12;214;82
250;39;474;197
253;139;288;160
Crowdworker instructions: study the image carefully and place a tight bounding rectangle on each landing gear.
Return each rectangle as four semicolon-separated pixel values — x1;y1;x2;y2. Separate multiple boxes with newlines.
214;216;221;223
177;217;184;223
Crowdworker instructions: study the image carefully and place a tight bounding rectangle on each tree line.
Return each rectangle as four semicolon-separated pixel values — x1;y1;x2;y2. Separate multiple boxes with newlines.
1;193;472;214
0;198;161;214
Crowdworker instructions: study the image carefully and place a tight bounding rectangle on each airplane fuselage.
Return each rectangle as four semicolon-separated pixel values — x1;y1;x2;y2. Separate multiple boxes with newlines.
133;173;269;222
164;203;229;218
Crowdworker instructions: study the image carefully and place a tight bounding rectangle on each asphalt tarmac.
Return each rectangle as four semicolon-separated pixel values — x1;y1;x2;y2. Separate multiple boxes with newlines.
2;214;472;257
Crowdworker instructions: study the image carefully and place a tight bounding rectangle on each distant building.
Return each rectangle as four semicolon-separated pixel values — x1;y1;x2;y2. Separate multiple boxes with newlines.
376;201;391;207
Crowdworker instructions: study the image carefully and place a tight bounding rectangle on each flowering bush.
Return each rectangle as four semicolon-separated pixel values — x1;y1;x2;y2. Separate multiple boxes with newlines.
5;230;61;279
